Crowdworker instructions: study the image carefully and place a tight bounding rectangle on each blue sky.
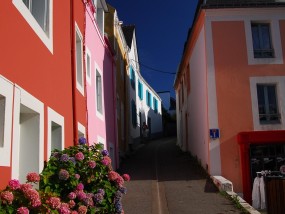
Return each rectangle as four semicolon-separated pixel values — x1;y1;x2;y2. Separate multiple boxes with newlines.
107;0;199;97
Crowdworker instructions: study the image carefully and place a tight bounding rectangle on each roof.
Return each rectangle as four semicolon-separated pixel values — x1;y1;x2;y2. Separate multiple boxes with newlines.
202;0;285;8
122;25;135;49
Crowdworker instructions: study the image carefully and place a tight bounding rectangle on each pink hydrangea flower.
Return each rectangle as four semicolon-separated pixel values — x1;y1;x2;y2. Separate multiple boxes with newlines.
59;204;70;214
76;191;86;201
26;172;40;183
78;205;87;214
115;176;124;187
31;199;41;208
76;183;84;191
71;211;78;214
16;207;29;214
68;192;76;200
24;189;40;202
68;200;76;208
47;197;61;209
20;183;33;192
101;156;111;166
8;179;21;190
74;174;80;180
122;174;131;182
75;152;84;161
108;171;119;181
0;191;14;204
88;160;96;169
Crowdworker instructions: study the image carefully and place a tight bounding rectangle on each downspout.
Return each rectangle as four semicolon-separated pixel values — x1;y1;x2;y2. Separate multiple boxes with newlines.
70;0;78;145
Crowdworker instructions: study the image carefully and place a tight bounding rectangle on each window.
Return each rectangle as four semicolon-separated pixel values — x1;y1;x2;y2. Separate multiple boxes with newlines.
146;90;152;108
85;48;91;85
251;23;274;58
92;0;105;36
96;70;103;114
12;0;53;52
75;24;84;95
131;100;137;128
130;67;135;90
78;122;85;140
23;0;49;35
153;98;158;113
47;107;64;158
257;84;280;124
138;80;143;100
0;76;13;167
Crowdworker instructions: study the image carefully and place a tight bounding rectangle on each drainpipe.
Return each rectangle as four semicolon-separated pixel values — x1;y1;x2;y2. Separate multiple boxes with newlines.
70;0;78;145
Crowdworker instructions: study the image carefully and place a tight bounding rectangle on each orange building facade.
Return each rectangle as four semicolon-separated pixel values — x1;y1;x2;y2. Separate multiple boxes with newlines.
175;0;285;203
0;0;87;189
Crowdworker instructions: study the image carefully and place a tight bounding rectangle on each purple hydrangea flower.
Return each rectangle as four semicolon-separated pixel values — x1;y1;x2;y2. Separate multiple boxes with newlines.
60;154;69;162
58;169;70;180
93;193;104;204
119;186;127;194
101;149;109;156
78;137;87;145
69;157;76;165
97;189;105;196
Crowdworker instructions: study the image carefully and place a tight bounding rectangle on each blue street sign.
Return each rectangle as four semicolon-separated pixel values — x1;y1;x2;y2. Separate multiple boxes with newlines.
210;129;220;139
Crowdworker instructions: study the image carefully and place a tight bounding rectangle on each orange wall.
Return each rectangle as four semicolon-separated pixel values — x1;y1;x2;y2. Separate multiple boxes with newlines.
212;20;285;192
0;1;86;188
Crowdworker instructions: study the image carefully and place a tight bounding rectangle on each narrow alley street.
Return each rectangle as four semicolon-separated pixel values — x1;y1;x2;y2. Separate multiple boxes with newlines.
119;137;243;214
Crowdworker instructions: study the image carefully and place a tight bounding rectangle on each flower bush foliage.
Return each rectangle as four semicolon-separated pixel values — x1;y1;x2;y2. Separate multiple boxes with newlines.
0;138;130;213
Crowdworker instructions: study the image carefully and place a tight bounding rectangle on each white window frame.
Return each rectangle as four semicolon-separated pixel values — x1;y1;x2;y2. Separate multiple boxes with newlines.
12;0;53;53
85;47;92;85
0;76;14;166
95;63;104;121
250;76;285;131
75;23;84;96
47;107;64;159
245;18;283;65
12;85;44;180
78;122;86;139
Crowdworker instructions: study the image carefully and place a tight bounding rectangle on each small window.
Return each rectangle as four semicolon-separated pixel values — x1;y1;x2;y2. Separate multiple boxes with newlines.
96;70;103;114
75;24;84;95
257;84;280;124
130;67;135;90
146;90;152;108
92;0;104;36
153;98;158;113
138;80;143;100
131;100;137;128
86;48;91;85
251;23;274;58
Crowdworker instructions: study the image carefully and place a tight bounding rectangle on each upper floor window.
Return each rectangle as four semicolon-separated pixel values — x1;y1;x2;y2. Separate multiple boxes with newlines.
146;90;152;108
251;23;274;58
13;0;53;52
85;48;91;85
96;70;103;114
92;0;104;36
153;98;158;113
23;0;49;35
138;80;143;100
75;24;84;95
130;67;135;90
257;84;280;124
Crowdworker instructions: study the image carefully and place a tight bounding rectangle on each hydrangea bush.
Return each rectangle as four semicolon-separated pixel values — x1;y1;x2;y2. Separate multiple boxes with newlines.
0;138;130;214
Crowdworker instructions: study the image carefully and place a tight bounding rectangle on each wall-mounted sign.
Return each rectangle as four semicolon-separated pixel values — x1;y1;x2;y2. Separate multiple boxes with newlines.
210;129;220;140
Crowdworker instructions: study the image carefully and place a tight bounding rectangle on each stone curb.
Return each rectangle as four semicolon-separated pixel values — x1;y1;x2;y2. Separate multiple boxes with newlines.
211;176;261;214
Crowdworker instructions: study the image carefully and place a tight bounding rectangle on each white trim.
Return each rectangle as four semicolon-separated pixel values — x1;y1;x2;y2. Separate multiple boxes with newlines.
205;18;222;175
250;76;285;131
85;47;92;85
12;85;44;180
0;76;14;166
75;23;85;96
12;0;53;53
77;122;86;138
47;107;64;159
97;135;106;149
95;63;104;121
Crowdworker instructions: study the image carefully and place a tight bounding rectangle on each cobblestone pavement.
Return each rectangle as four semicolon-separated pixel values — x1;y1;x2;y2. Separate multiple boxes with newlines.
118;137;245;214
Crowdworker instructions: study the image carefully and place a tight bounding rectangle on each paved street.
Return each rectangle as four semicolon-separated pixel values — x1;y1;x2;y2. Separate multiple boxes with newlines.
119;137;244;214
